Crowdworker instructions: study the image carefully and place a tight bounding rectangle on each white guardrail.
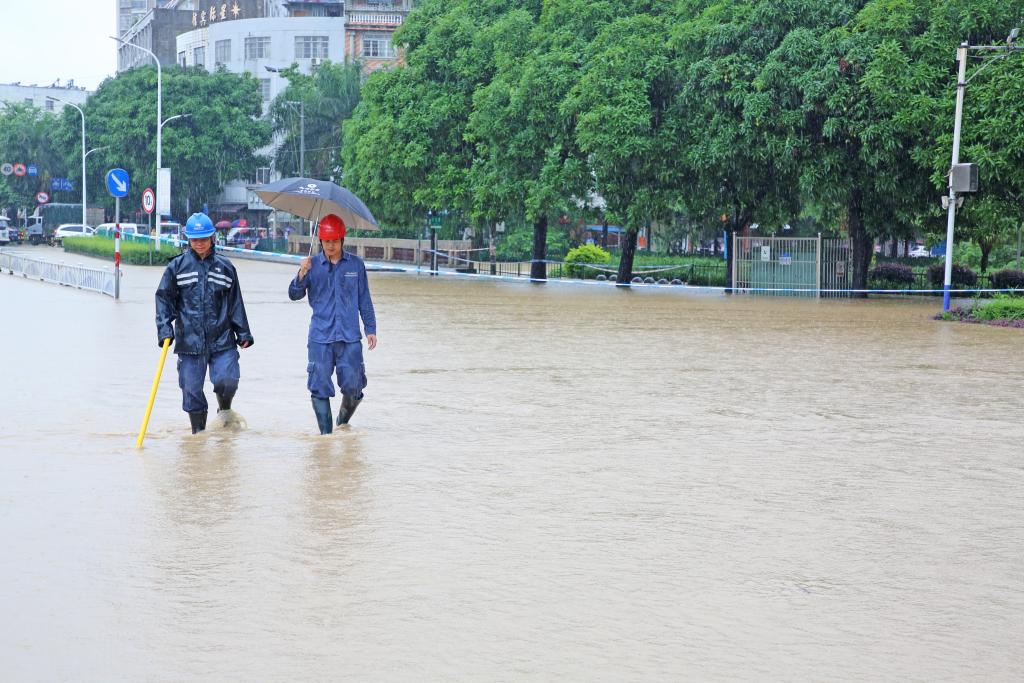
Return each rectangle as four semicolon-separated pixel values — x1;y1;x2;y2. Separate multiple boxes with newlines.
0;249;120;297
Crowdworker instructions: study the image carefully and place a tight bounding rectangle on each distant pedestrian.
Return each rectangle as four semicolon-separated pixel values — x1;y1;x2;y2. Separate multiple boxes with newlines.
288;214;377;434
155;212;254;433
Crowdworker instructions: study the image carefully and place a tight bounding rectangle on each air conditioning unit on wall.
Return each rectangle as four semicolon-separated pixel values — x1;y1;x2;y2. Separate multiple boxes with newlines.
310;57;323;67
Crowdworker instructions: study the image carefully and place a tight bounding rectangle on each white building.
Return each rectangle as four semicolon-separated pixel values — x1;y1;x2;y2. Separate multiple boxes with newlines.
0;82;91;113
175;15;346;105
175;14;345;217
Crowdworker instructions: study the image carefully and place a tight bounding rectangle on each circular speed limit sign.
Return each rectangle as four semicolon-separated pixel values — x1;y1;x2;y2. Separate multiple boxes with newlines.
142;187;156;214
0;163;12;176
36;191;50;204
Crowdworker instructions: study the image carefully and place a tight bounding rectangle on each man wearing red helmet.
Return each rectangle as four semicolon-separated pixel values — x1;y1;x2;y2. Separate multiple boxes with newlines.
288;213;377;434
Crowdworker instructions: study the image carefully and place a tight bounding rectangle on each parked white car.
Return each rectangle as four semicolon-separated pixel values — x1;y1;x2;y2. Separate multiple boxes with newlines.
908;245;931;258
95;222;141;237
53;224;96;244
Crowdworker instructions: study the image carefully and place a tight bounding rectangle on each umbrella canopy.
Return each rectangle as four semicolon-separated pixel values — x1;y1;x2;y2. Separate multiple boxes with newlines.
255;177;378;232
215;220;232;229
231;218;248;228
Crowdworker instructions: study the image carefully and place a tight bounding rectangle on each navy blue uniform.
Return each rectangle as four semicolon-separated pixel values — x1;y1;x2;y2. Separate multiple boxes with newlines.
156;248;254;413
288;250;376;399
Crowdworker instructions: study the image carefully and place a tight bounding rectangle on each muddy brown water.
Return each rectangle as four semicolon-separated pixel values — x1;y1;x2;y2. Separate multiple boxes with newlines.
1;247;1022;680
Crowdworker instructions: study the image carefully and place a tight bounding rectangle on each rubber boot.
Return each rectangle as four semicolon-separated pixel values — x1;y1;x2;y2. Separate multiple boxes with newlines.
216;390;235;413
189;411;207;434
336;394;362;426
311;397;333;435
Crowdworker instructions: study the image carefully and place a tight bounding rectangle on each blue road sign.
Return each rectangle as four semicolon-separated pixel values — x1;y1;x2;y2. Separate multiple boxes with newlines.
106;168;130;198
50;177;74;192
27;164;38;176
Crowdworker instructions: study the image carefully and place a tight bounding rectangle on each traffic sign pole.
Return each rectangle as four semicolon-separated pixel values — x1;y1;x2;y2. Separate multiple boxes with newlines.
115;197;121;300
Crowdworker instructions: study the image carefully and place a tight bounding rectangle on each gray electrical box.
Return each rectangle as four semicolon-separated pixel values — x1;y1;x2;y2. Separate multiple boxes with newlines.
951;163;979;193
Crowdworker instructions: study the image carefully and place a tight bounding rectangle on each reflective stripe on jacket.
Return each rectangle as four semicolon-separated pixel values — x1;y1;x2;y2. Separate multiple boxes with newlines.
155;248;254;354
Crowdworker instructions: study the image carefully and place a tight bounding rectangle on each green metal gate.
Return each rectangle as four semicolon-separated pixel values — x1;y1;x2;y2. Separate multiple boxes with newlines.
732;235;851;297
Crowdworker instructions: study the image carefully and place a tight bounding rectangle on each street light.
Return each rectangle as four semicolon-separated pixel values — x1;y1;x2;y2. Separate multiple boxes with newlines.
46;96;87;228
110;36;162;237
160;113;191;131
283;100;305;177
942;30;1023;310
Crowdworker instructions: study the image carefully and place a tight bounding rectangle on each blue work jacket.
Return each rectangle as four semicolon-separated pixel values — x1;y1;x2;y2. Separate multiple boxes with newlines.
155;248;254;354
288;250;376;343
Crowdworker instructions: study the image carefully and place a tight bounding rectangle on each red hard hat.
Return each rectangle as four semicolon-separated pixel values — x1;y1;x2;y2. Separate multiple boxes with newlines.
318;214;346;240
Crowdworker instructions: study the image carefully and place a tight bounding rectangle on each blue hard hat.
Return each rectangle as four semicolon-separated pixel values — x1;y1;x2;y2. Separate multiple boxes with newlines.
184;212;215;238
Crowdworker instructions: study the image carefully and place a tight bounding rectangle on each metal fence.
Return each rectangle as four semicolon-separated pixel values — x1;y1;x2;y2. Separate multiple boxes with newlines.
733;235;851;297
0;249;120;297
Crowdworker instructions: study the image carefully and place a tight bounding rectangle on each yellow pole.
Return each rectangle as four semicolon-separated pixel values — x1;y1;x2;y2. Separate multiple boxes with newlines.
136;338;172;449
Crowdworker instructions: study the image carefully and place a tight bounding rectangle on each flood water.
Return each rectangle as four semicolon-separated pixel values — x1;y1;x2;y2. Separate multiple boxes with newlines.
1;246;1022;681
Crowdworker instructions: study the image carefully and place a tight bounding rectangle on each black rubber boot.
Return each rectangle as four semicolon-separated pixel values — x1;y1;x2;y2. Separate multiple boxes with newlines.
311;397;333;435
189;411;207;434
216;390;235;413
336;394;362;426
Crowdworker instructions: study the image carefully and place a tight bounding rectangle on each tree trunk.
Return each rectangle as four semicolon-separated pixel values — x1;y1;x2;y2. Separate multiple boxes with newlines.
848;190;870;298
530;214;548;281
979;240;993;273
601;217;608;249
616;227;639;285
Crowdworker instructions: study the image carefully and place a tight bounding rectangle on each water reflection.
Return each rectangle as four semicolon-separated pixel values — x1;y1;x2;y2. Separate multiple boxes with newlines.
305;432;367;537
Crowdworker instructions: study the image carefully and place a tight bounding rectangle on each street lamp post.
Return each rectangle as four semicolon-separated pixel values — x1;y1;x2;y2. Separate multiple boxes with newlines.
942;31;1022;311
46;96;87;227
263;67;306;177
284;100;305;177
110;36;162;237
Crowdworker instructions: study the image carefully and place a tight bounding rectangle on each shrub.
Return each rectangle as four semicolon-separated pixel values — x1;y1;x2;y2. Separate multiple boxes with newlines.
973;296;1024;321
565;244;611;279
869;262;915;285
63;236;180;265
988;269;1024;291
927;262;977;287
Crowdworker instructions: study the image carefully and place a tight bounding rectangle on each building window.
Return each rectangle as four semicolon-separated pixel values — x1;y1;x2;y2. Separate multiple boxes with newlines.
260;79;271;101
193;46;205;67
45;99;54;111
178;51;186;66
215;39;231;65
295;36;329;59
362;34;393;59
24;98;32;105
245;36;271;60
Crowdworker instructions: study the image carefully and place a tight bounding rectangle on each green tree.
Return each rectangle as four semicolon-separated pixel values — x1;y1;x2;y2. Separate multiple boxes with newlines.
0;103;60;219
670;0;856;289
467;0;599;279
567;10;681;283
268;60;362;180
61;65;270;221
341;0;529;230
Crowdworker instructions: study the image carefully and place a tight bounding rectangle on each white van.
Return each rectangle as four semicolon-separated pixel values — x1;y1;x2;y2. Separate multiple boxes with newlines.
95;222;142;236
0;215;11;244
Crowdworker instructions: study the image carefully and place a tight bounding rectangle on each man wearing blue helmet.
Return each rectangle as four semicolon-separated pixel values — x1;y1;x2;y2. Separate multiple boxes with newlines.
155;212;254;433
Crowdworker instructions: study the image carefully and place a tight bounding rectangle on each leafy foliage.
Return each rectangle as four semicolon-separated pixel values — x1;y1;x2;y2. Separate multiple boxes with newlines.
869;262;915;284
269;60;362;180
974;295;1024;320
61;235;179;265
565;243;611;278
53;65;271;221
988;268;1024;290
927;262;978;287
0;103;61;217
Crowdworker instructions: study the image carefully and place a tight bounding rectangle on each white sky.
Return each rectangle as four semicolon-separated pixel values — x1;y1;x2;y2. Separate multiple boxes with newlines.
0;0;117;90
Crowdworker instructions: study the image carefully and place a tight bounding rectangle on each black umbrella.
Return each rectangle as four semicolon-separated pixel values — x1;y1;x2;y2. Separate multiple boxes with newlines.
255;177;379;232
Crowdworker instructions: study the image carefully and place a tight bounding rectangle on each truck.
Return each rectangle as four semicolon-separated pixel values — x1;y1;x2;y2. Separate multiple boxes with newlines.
0;214;16;245
23;204;105;244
